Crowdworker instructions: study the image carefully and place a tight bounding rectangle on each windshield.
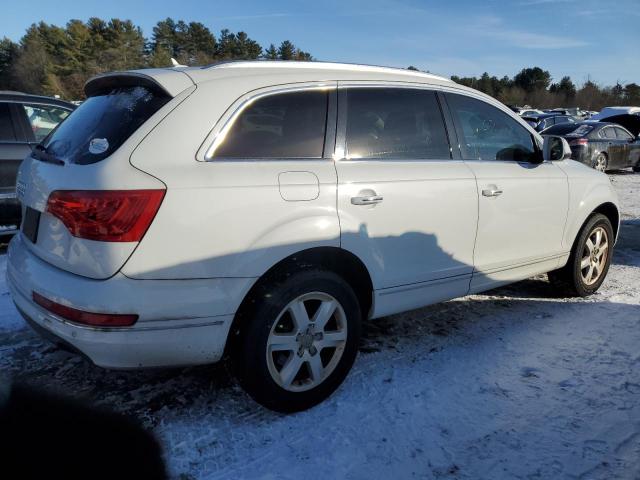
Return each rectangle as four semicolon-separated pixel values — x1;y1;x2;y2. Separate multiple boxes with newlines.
34;86;170;165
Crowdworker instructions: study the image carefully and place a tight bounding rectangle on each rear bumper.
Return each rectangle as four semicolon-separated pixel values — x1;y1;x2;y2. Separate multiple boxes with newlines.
570;145;590;164
6;234;255;368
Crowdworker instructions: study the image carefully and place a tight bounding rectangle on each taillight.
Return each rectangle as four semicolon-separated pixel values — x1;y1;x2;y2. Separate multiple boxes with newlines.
33;292;138;327
46;190;165;242
569;138;588;146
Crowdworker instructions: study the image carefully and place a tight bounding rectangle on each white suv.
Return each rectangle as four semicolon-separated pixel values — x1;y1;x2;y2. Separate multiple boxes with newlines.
7;62;619;412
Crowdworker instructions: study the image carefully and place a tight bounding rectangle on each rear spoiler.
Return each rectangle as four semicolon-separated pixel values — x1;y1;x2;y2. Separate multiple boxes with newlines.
84;70;194;98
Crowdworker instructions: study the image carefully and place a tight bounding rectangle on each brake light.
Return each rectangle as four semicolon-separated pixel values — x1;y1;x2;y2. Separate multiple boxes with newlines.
569;138;588;146
33;292;138;327
46;190;165;242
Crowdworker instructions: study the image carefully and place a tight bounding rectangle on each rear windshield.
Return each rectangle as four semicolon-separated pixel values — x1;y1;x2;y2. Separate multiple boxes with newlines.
34;86;170;165
543;124;593;136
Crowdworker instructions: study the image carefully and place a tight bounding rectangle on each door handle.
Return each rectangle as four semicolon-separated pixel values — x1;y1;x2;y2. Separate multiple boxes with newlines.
351;195;383;205
482;186;503;197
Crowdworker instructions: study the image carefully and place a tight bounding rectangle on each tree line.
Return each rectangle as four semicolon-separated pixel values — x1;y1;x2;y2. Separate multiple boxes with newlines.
1;17;638;110
450;67;640;111
0;17;313;99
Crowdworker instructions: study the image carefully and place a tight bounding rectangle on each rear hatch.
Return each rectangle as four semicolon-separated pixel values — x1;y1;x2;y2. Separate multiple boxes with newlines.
16;70;194;279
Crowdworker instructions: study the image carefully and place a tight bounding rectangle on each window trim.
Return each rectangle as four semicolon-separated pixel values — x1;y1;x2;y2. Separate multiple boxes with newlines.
202;83;337;162
443;91;542;164
335;83;454;162
438;91;461;160
197;80;542;163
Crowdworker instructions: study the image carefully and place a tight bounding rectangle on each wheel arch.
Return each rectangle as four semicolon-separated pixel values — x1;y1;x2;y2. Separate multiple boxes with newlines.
224;246;374;356
567;202;620;256
593;201;619;240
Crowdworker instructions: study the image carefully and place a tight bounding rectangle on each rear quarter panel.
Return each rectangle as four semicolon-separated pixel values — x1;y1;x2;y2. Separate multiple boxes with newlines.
124;80;341;280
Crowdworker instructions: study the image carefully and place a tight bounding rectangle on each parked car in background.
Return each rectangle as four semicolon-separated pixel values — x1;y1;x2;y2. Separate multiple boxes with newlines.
590;106;640;121
7;62;619;412
544;108;570;115
509;105;544;116
519;108;543;116
1;91;75;236
522;113;576;132
542;121;640;172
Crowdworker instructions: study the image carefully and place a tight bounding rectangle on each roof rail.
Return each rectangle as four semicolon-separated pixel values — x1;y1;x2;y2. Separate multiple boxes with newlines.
199;60;451;82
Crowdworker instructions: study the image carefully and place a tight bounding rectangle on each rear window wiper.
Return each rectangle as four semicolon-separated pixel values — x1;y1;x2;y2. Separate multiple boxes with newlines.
32;144;64;166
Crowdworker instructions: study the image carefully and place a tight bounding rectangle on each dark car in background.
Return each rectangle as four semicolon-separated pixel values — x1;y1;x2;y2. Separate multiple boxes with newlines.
521;113;576;132
0;92;75;236
542;121;640;172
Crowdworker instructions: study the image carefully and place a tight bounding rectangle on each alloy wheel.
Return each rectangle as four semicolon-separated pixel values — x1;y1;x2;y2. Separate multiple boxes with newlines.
580;226;609;285
266;292;348;392
594;154;607;172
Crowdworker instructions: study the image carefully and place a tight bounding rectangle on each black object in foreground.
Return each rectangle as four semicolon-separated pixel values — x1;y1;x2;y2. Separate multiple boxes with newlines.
0;383;166;480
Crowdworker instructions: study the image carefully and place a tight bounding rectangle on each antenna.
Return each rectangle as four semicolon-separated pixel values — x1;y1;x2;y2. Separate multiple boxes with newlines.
170;58;187;68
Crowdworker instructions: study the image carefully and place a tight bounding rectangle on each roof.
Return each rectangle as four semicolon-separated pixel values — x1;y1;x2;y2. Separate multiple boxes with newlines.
92;61;455;98
523;112;573;120
86;61;529;127
197;60;451;83
0;91;76;109
564;120;605;126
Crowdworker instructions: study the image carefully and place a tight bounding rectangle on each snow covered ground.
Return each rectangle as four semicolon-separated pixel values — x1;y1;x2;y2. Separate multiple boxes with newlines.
1;172;639;480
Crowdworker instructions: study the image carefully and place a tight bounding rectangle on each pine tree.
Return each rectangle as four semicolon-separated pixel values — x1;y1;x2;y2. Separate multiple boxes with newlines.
1;17;317;98
0;38;19;90
277;40;296;60
264;44;278;60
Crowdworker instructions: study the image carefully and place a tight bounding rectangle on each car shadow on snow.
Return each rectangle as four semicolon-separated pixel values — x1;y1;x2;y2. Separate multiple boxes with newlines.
1;219;638;427
2;294;638;428
611;219;640;267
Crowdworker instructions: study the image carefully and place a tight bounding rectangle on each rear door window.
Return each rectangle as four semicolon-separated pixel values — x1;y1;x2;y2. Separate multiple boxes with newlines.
446;93;536;162
0;103;17;141
344;88;450;160
212;90;328;159
600;127;617;140
36;86;170;165
21;104;71;142
615;127;633;141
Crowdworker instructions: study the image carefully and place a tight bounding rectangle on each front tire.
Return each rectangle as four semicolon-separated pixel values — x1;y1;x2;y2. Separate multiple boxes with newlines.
633;165;640;173
232;269;361;412
548;213;613;297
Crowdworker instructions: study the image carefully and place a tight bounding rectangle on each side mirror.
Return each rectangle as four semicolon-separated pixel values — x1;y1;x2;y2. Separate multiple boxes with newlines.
542;135;572;161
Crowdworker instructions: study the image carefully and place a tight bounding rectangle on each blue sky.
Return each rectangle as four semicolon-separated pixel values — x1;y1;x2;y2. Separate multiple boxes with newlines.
2;0;638;85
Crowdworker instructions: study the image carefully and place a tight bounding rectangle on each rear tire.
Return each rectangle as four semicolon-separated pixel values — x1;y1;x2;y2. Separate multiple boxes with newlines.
548;213;613;297
232;268;361;412
593;152;608;172
633;165;640;173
